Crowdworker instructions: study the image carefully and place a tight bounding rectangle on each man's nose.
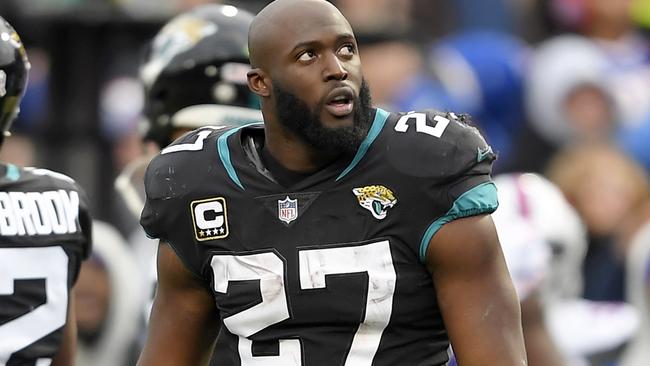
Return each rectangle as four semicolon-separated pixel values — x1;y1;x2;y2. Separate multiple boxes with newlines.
323;53;348;81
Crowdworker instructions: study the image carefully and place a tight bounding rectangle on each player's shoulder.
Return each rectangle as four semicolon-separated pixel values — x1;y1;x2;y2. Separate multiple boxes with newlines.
147;126;233;171
158;125;235;155
1;164;92;257
386;109;492;157
383;109;496;180
18;165;85;192
144;126;239;200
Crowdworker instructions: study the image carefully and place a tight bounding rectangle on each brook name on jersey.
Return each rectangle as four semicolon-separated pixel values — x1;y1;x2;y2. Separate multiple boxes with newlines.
0;189;80;236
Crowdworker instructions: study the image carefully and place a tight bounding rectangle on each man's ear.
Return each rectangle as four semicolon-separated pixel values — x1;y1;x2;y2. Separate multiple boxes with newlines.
247;68;271;97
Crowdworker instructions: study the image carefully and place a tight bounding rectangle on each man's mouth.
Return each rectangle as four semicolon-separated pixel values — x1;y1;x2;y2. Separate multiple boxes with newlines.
324;87;355;117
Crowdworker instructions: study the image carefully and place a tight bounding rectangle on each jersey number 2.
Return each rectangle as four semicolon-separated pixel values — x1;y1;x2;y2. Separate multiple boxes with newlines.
0;247;69;366
211;240;397;365
395;112;450;138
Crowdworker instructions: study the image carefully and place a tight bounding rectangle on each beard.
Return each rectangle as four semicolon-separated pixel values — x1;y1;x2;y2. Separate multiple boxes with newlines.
273;79;373;156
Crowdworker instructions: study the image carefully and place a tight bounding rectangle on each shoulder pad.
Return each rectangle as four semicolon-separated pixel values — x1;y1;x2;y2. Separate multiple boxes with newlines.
386;110;495;181
144;126;237;201
143;150;186;202
22;166;88;198
23;167;76;184
20;166;93;259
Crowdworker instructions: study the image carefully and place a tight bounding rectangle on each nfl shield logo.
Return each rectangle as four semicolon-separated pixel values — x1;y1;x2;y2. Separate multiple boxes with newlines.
278;196;298;224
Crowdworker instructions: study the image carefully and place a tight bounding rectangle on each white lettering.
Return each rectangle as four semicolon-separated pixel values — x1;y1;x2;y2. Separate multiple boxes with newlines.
195;201;224;229
395;112;450;138
59;190;79;234
10;192;36;236
0;192;17;236
43;191;67;234
0;190;80;236
27;192;52;235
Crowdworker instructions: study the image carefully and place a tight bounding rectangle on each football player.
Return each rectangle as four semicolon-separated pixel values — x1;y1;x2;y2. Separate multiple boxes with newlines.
115;3;262;221
138;1;526;365
493;173;640;366
114;4;262;334
0;16;92;365
490;173;576;366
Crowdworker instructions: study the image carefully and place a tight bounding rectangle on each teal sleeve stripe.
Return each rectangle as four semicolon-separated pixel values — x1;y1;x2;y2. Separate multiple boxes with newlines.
336;108;390;181
418;181;499;262
5;164;20;181
217;123;262;190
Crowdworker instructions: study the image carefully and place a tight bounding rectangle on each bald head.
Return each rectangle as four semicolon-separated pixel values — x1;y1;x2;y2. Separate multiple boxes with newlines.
248;0;353;68
244;0;371;163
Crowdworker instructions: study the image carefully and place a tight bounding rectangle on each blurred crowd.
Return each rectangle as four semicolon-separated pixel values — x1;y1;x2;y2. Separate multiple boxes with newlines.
1;0;650;365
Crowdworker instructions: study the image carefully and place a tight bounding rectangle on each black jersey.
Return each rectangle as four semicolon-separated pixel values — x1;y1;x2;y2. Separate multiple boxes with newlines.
0;164;92;365
141;108;498;366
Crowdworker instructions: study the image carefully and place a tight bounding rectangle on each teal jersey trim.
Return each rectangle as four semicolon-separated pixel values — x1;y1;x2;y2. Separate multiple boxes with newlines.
217;123;263;190
5;164;20;181
336;108;390;181
418;181;499;262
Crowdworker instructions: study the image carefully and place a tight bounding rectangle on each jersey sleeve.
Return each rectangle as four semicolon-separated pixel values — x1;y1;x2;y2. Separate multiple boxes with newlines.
432;109;497;221
139;129;216;282
140;154;171;242
387;110;499;261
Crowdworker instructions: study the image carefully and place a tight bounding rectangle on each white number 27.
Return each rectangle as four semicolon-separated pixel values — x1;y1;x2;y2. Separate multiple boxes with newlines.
211;240;397;365
395;112;450;138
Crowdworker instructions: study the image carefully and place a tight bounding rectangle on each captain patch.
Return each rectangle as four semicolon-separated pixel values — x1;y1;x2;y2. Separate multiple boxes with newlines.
191;197;229;241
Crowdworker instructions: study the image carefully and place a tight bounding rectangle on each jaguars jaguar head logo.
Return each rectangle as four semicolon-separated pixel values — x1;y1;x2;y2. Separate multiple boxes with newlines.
352;185;397;220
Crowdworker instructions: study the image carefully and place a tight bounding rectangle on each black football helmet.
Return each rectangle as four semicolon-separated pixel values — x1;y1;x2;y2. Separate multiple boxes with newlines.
117;4;260;219
140;4;261;148
0;16;29;145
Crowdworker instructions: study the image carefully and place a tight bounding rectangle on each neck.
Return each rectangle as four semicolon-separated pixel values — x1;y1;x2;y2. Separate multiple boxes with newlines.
263;122;341;173
261;102;344;173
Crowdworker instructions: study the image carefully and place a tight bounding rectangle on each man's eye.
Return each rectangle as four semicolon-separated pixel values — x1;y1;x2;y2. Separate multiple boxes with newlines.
298;51;316;62
338;45;355;56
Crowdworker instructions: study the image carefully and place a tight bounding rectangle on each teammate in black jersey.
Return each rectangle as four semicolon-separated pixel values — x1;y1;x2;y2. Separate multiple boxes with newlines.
0;16;92;365
116;3;261;219
115;4;262;360
138;1;527;365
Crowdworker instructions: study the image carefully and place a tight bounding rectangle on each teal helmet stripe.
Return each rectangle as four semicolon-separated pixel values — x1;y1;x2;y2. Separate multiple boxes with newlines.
418;181;499;262
336;108;390;181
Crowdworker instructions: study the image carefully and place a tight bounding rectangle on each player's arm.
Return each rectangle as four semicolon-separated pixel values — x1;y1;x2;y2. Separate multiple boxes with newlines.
51;289;77;366
137;242;220;366
520;292;566;366
426;214;527;366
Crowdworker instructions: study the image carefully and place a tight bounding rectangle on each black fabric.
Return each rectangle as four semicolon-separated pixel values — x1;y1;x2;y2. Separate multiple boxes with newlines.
141;109;497;366
0;164;92;364
260;144;315;188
